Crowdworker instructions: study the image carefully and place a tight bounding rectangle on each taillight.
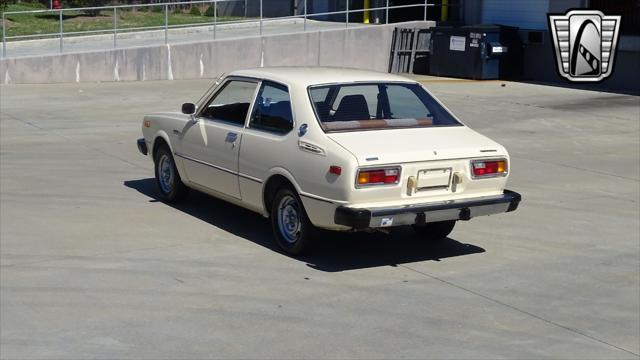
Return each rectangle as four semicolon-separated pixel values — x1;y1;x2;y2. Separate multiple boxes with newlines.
356;167;401;187
471;159;508;178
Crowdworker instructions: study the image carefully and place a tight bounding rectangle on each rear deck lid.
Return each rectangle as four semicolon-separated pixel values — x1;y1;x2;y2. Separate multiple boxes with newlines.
327;126;504;165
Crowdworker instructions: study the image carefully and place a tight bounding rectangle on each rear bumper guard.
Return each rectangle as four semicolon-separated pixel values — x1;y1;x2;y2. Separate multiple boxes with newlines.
335;190;521;230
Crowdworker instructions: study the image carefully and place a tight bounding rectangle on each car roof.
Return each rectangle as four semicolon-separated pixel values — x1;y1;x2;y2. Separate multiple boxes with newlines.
229;66;416;87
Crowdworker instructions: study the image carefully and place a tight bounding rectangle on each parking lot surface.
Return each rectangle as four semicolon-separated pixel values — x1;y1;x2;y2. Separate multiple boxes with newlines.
1;76;638;359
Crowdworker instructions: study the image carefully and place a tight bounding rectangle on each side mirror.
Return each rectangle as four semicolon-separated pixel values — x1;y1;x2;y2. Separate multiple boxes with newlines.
181;103;196;115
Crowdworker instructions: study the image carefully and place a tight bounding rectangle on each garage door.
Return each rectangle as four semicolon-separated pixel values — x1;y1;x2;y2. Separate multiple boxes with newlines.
482;0;550;30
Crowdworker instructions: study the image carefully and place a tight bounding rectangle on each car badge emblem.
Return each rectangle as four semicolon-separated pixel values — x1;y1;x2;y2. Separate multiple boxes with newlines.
548;9;621;82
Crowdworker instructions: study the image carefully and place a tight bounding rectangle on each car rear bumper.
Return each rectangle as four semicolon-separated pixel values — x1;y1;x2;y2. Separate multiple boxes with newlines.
137;138;148;156
334;190;521;230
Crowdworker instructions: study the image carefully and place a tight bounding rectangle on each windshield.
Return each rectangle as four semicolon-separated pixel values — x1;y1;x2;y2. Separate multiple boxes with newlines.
308;82;461;132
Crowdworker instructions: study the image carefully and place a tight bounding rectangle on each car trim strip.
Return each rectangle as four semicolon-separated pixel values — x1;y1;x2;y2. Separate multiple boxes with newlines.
174;152;237;176
239;173;263;184
176;152;343;204
175;152;264;184
300;192;338;204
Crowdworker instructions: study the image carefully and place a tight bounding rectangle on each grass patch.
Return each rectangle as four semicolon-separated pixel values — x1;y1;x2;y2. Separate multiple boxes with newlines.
3;2;47;12
2;4;248;39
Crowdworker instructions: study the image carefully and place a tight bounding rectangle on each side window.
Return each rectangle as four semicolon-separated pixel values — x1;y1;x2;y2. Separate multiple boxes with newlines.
250;81;294;133
200;80;258;126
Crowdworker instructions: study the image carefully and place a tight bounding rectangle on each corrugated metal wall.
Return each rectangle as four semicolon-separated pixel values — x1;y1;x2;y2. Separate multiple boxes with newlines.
481;0;550;29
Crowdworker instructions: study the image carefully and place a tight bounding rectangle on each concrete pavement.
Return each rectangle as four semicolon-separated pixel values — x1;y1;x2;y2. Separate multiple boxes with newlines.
0;76;638;359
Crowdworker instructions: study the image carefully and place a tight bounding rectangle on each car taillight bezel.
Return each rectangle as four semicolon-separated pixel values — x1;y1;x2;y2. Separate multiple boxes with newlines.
470;158;508;179
355;166;402;188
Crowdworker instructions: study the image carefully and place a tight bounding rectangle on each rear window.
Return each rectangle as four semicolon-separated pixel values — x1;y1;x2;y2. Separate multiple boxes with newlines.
308;82;461;132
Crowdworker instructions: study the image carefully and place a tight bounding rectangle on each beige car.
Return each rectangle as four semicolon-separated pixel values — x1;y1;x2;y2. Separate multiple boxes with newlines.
137;67;521;254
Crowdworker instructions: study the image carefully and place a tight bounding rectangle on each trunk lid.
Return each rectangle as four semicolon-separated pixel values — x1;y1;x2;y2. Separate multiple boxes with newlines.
327;126;509;206
327;126;504;165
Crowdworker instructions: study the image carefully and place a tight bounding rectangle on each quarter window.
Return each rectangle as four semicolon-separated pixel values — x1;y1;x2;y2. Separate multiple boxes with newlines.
250;81;294;133
200;80;258;126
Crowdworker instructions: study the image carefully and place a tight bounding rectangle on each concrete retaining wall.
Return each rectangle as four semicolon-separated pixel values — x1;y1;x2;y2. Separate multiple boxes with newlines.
0;21;434;85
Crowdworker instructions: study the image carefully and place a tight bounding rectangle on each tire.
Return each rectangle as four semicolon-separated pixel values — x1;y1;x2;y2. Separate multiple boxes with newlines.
412;220;456;241
154;145;189;202
270;187;315;255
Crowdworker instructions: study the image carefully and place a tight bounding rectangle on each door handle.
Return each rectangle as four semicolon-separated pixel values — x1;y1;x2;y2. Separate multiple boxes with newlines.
225;132;238;143
173;129;182;135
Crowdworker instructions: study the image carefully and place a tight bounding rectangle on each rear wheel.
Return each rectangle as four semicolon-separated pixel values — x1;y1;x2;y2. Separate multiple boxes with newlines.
412;220;456;241
154;146;188;202
270;187;315;255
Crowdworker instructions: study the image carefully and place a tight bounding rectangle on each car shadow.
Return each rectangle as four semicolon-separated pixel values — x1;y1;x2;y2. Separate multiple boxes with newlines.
124;178;485;272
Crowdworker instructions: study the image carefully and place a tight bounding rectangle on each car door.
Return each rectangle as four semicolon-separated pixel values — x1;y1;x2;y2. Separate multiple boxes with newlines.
238;81;295;210
178;78;259;199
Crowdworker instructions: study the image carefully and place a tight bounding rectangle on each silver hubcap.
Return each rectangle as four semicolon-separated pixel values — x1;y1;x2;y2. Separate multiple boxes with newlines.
277;195;301;244
158;154;174;194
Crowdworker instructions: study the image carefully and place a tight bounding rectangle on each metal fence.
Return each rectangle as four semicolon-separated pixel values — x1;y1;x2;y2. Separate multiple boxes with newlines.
1;0;443;58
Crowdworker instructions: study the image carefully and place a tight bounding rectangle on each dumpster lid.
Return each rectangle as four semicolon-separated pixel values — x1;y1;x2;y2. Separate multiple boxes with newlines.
431;24;520;35
460;24;520;31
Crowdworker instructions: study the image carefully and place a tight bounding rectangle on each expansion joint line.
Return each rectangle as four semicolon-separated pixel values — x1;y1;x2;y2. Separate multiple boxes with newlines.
398;264;640;358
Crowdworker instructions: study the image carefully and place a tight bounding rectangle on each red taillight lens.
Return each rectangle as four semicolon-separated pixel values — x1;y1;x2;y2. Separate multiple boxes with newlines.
357;168;400;186
471;159;508;178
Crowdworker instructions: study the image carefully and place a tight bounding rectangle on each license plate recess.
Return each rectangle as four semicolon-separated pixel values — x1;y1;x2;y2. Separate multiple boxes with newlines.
417;168;452;189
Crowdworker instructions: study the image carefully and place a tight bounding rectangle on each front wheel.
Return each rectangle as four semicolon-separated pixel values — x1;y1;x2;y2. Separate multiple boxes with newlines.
270;187;316;255
154;146;189;202
412;220;456;241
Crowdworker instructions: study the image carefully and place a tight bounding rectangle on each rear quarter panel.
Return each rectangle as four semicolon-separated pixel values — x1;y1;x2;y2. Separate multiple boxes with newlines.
237;81;358;229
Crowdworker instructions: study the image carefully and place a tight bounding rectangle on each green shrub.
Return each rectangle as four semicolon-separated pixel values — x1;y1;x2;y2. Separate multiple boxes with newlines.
204;5;216;17
151;6;163;13
189;6;201;16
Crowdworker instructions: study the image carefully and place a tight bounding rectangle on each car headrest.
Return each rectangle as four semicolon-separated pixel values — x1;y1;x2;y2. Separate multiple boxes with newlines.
334;94;370;121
